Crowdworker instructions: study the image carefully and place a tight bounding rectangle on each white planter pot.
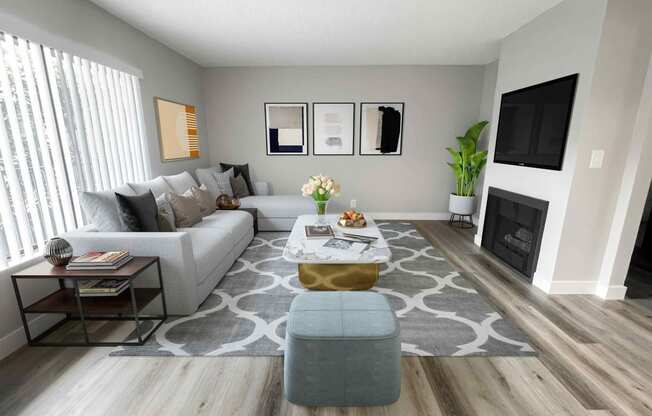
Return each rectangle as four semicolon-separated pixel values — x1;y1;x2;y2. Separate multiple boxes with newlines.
449;194;476;215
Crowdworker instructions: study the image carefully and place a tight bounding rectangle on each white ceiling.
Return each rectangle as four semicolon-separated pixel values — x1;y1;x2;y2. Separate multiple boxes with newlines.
89;0;563;67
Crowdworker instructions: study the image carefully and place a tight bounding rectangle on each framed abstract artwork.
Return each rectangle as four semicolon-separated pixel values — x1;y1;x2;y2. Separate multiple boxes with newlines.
312;102;355;155
359;102;404;156
155;97;200;161
264;103;308;155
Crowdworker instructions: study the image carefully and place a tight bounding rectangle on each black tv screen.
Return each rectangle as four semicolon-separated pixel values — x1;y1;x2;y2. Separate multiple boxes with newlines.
494;74;578;170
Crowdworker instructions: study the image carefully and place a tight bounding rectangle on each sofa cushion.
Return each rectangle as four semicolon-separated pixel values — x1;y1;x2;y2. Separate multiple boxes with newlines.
164;171;198;194
195;167;222;199
193;210;253;238
79;184;135;232
240;195;314;218
129;177;172;198
115;191;160;232
181;228;232;284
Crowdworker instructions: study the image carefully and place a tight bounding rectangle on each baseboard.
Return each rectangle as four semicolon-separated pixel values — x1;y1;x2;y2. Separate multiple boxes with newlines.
595;284;627;300
0;313;62;361
368;212;453;221
546;280;598;295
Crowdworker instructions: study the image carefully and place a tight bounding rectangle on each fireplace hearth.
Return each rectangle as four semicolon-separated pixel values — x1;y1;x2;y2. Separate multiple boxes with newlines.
481;187;548;280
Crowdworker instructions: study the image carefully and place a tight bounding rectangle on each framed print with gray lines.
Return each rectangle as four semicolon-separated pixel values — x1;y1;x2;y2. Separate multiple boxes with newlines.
359;102;404;155
265;103;308;155
312;102;355;155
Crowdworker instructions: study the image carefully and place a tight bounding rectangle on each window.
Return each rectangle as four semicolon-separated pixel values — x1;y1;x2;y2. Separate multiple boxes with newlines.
0;31;149;268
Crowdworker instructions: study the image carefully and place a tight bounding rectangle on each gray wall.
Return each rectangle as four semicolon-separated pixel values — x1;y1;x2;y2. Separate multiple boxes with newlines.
0;0;208;358
202;65;486;214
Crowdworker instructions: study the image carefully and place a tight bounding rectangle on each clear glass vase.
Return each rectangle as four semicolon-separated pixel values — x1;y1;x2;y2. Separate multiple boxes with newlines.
314;200;329;225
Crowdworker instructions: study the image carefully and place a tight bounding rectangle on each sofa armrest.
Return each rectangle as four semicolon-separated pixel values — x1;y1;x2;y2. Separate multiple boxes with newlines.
62;230;199;315
254;181;271;196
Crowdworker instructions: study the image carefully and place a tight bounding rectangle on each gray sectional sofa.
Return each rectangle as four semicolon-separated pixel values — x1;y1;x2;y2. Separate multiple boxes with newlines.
63;170;313;315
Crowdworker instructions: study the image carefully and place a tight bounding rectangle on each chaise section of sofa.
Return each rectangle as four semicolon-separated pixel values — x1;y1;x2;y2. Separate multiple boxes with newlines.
196;167;314;231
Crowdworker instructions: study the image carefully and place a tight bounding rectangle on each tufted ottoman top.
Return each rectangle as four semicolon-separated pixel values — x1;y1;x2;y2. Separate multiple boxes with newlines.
287;292;399;340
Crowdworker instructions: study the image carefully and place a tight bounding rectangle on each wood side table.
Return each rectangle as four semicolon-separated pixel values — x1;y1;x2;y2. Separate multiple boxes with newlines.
11;256;167;347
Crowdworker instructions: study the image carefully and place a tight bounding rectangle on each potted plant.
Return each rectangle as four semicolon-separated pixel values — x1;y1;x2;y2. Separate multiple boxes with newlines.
446;121;489;216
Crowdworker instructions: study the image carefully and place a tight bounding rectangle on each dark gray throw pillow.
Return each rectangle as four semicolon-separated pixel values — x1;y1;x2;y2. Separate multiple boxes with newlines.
220;163;255;195
230;174;251;198
115;191;160;232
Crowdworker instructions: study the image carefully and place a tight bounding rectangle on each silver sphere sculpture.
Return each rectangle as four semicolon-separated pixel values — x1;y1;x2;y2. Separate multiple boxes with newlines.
44;237;73;266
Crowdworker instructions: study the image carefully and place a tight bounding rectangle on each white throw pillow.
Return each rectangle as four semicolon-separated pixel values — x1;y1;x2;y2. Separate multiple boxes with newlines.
79;184;135;231
212;168;235;197
195;167;222;199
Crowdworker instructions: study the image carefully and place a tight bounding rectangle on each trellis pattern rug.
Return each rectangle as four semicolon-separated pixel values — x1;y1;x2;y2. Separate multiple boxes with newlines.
111;222;535;357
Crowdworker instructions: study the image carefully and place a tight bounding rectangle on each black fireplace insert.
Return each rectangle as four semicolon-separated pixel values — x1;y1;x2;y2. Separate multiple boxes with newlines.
481;187;548;280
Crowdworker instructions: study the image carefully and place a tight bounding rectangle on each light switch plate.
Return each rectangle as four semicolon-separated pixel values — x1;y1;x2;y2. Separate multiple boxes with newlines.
589;150;604;169
350;199;357;209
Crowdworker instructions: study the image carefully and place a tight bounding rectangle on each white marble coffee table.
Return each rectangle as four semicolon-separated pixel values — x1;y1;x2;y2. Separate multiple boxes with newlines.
283;214;391;290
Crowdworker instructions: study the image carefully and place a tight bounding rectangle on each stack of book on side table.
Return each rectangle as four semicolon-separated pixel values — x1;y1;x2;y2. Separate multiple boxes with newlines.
66;250;133;271
78;279;130;297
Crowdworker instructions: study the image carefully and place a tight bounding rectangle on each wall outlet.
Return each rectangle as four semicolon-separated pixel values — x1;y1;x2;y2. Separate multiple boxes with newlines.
589;150;605;169
350;199;357;209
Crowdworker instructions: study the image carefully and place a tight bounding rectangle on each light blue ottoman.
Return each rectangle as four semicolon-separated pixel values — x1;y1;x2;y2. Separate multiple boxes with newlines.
284;292;401;407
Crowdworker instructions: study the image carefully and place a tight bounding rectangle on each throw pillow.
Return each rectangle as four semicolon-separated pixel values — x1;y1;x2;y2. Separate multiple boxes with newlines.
163;171;198;194
156;194;176;232
167;192;202;228
128;176;173;198
195;167;222;199
115;191;160;232
220;163;256;195
230;174;251;198
187;184;216;217
213;167;235;197
79;184;134;231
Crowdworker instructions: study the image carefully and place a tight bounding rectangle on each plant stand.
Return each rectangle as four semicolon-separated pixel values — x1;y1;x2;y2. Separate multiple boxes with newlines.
449;213;474;229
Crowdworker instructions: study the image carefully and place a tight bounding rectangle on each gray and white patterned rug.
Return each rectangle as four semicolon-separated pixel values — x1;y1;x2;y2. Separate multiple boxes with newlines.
111;222;535;357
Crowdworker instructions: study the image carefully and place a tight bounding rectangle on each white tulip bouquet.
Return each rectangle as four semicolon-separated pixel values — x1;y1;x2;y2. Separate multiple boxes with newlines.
301;174;341;216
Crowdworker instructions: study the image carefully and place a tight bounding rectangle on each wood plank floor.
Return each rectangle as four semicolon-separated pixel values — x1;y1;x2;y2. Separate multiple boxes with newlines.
0;221;651;416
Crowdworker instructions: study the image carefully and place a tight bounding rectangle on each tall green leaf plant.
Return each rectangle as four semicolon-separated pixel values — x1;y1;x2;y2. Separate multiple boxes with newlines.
446;121;489;197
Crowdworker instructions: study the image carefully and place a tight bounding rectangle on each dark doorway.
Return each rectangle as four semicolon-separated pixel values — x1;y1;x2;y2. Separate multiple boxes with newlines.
625;181;652;304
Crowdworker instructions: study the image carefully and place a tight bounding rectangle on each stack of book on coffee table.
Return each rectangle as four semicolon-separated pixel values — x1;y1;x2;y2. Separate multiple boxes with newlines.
66;250;133;271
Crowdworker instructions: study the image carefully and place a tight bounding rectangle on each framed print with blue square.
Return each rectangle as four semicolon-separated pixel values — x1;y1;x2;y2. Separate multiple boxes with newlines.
265;103;308;155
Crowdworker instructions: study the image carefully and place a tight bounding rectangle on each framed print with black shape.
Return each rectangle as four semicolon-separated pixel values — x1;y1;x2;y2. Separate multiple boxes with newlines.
265;103;308;155
359;102;404;155
312;102;355;155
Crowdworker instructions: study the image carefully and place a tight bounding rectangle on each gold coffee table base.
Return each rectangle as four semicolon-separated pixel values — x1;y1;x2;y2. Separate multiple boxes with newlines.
297;263;379;291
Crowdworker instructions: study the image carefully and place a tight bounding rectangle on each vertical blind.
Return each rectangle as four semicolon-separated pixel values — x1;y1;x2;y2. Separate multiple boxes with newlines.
0;31;149;268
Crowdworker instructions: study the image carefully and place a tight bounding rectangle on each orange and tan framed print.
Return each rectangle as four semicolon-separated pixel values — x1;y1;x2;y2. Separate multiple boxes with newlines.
155;97;200;161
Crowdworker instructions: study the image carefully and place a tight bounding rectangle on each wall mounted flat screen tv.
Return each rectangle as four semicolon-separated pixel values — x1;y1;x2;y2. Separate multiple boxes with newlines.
494;74;578;170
